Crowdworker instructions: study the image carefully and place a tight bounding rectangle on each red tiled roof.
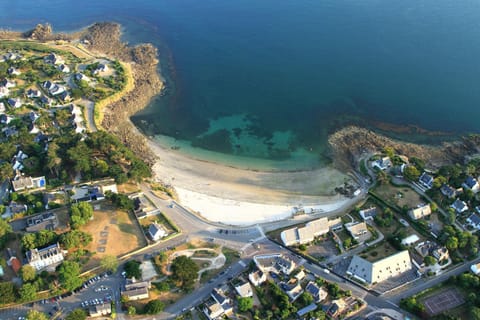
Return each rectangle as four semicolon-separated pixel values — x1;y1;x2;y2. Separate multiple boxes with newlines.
10;258;21;274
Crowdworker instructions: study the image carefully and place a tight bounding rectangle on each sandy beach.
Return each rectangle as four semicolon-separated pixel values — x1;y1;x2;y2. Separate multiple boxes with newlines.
148;137;358;225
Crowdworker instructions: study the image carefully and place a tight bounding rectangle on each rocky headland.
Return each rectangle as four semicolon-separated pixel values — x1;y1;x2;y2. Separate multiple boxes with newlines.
328;126;480;170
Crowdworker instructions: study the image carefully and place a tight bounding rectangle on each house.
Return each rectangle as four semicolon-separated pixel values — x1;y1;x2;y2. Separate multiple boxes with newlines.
7;202;28;216
75;73;90;82
0;114;13;124
281;281;303;301
29;112;40;123
401;234;420;246
2;126;18;138
371;157;392;171
132;194;160;218
0;79;16;88
359;207;377;221
147;223;167;241
11;176;46;192
234;281;253;297
6;248;22;274
93;63;108;74
26;212;58;233
89;303;111;317
345;222;368;240
305;281;328;302
327;299;348;318
203;288;233;320
419;172;434;189
415;241;437;258
440;184;457;198
276;256;296;275
122;281;150;301
58;64;70;73
7;98;22;108
463;176;480;193
27;243;64;271
27;89;42;98
408;204;432;220
471;262;480;275
297;303;318;318
59;91;71;102
432;247;449;262
97;180;118;194
4;52;21;61
39;96;52;106
294;269;306;281
253;254;296;275
0;87;9;98
346;250;412;285
248;270;266;286
44;53;64;65
451;199;468;214
467;213;480;230
203;299;225;320
42;81;65;96
71;185;105;202
280;217;337;246
7;67;20;75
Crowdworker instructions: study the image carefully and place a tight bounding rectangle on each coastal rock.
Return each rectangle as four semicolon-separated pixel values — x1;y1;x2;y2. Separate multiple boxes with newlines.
328;126;480;170
82;22;164;165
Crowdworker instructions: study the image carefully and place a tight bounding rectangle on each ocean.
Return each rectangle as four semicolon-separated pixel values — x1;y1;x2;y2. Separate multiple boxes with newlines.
2;0;480;169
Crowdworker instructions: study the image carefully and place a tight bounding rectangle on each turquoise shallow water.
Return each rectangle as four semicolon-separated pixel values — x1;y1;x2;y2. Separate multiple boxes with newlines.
2;1;480;169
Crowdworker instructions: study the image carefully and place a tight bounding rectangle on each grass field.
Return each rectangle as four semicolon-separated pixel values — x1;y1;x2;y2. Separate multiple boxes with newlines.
360;241;398;262
82;203;146;269
374;184;423;208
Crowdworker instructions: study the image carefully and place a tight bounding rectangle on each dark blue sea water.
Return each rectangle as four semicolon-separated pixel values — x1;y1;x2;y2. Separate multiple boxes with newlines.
2;0;480;169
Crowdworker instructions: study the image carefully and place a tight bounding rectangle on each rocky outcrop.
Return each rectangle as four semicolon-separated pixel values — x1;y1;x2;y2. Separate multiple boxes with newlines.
328;126;480;170
82;22;164;165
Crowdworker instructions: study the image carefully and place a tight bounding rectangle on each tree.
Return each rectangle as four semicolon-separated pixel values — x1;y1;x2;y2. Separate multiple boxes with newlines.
0;162;13;181
127;306;136;316
343;238;352;249
19;283;37;302
59;230;92;249
384;146;395;158
70;202;93;229
100;255;118;273
21;233;37;250
446;236;459;251
144;300;165;314
26;310;48;320
423;256;436;266
403;166;420;181
0;282;16;304
0;219;12;248
58;261;82;291
471;307;480;320
238;297;253;313
124;260;142;279
65;308;87;320
433;176;447;189
170;256;199;290
297;291;314;306
21;265;36;282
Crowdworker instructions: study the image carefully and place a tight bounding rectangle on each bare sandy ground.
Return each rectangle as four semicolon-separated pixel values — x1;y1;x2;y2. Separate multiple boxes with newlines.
147;137;357;225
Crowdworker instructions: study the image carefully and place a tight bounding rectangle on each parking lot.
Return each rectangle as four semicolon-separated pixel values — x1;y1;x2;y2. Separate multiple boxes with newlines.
0;271;123;320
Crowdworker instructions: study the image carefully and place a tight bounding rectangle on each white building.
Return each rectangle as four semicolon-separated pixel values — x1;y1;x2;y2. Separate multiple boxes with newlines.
248;270;266;286
148;223;167;241
27;243;64;271
346;250;412;285
280;217;340;246
234;282;253;297
408;204;432;220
